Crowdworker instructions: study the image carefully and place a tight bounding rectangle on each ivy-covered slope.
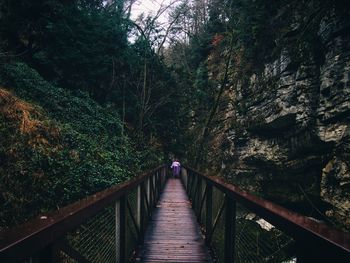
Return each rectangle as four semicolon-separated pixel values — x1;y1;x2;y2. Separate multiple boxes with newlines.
0;62;140;230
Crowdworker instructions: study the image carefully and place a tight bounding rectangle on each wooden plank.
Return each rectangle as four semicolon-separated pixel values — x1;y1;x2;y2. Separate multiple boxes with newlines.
136;178;212;263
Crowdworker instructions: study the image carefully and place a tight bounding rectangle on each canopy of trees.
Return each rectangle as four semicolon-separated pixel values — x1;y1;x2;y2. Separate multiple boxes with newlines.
1;0;348;229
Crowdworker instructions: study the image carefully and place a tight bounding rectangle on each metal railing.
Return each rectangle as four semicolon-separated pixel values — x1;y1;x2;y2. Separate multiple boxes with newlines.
0;165;167;263
181;167;350;263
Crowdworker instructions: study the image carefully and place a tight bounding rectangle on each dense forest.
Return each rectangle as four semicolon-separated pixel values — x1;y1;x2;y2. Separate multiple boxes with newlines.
1;0;350;233
0;0;186;229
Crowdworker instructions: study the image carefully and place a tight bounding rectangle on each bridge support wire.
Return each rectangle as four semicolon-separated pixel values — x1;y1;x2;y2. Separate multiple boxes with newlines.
181;167;350;263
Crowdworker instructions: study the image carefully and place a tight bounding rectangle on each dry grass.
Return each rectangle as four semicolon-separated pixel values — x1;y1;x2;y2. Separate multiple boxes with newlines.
0;88;60;149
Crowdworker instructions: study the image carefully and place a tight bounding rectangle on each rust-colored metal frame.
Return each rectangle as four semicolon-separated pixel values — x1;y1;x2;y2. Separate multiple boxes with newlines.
0;165;167;262
183;167;350;263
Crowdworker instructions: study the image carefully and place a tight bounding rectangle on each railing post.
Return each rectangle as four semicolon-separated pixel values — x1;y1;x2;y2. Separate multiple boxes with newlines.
151;174;156;208
296;242;309;263
295;240;324;263
164;166;167;187
148;177;152;208
159;169;163;193
205;181;212;246
137;184;145;243
154;172;158;201
198;181;206;223
155;174;158;202
163;166;167;187
191;173;195;206
187;170;191;194
155;173;158;201
152;174;156;206
146;177;149;201
116;195;127;263
193;174;200;211
196;175;202;217
296;239;349;262
191;174;197;207
34;242;60;263
224;194;236;263
115;199;120;262
181;167;188;190
157;172;161;199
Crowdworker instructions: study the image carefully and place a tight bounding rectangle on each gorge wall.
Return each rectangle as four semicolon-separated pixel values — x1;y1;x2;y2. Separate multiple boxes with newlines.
206;3;350;230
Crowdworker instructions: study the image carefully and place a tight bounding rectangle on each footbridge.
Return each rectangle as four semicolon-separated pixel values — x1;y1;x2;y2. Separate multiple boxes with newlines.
1;165;349;262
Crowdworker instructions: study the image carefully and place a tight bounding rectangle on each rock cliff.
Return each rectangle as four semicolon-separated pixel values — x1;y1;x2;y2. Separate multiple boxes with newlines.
211;4;350;230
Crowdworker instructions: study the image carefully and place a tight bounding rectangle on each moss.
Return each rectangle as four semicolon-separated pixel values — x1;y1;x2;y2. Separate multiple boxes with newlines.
0;62;143;229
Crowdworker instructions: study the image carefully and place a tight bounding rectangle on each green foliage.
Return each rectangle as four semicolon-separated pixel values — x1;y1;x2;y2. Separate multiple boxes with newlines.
0;0;190;231
230;0;277;68
0;62;139;229
39;3;128;101
0;0;187;162
163;0;349;168
0;0;129;103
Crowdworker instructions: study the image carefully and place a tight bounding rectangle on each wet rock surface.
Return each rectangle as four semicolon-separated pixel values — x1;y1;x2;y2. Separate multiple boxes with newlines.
213;8;350;230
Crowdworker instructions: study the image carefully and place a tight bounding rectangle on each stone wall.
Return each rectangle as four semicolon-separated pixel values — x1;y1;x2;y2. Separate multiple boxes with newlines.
213;6;350;230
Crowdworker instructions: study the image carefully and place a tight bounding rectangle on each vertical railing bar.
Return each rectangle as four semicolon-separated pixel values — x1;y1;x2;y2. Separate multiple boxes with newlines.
139;183;145;242
154;174;157;202
192;173;198;201
181;168;187;190
207;197;226;243
148;175;154;214
224;194;236;263
160;167;164;189
186;170;191;193
153;172;157;203
5;165;350;263
154;173;158;200
190;172;195;197
137;185;141;229
115;199;120;263
198;184;208;223
51;241;61;263
36;242;61;263
159;171;161;197
155;172;159;200
146;177;151;214
155;173;158;200
196;175;202;216
158;172;161;199
147;177;152;209
141;183;151;218
205;181;213;246
126;199;141;240
126;214;138;246
163;166;166;188
154;172;158;200
163;166;167;188
152;176;155;208
149;175;155;207
119;195;127;263
189;172;194;200
192;174;199;209
187;171;193;196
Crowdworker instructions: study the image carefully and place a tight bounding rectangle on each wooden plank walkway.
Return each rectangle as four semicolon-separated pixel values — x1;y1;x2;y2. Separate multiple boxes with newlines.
136;178;212;263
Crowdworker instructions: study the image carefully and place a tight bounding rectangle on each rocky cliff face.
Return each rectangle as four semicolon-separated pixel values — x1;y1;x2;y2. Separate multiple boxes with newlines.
212;6;350;230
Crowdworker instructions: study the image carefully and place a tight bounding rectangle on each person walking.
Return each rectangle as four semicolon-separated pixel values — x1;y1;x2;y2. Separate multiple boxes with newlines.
171;159;181;178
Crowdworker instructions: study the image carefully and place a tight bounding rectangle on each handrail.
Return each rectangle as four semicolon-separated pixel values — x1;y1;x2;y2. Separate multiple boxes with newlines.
0;165;167;262
182;166;350;262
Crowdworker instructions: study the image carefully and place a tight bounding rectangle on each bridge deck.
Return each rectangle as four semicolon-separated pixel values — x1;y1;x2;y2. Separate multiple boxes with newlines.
137;178;212;263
